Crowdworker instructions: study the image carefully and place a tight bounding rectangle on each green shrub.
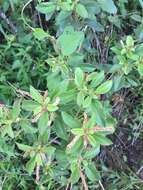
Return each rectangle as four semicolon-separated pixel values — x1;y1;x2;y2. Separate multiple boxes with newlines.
0;0;143;189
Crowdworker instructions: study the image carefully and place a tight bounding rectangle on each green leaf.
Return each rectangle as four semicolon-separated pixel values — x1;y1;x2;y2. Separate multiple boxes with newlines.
20;121;37;134
60;89;77;104
47;104;58;112
84;147;100;159
36;2;56;14
85;163;100;181
122;64;131;75
139;0;143;8
10;100;21;121
98;0;117;14
57;26;84;56
108;15;121;28
22;100;40;112
70;163;80;184
84;114;96;129
91;100;105;127
60;2;73;11
45;146;56;156
95;80;112;94
0;139;15;157
138;64;143;76
112;75;124;92
76;3;88;18
33;106;42;116
58;80;69;95
35;153;43;166
77;91;85;106
131;14;142;22
62;112;81;128
56;11;71;25
5;125;14;138
87;20;104;32
87;71;105;88
55;150;68;162
54;118;68;140
47;72;62;92
93;134;113;146
33;28;49;40
88;135;98;147
16;143;32;152
67;136;83;154
38;112;49;135
75;67;84;87
26;156;37;175
126;36;134;47
71;128;84;136
30;86;43;104
83;96;92;108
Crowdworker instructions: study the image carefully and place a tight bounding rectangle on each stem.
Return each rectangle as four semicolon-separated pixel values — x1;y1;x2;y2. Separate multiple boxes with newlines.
21;0;34;31
79;170;89;190
99;180;105;190
0;9;17;33
36;165;40;182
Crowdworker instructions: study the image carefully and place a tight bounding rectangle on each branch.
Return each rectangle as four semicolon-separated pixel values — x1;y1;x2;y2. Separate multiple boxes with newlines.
79;170;89;190
36;165;40;182
0;9;17;34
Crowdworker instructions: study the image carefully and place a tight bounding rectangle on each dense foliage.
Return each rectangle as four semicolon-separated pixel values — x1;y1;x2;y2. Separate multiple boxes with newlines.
0;0;143;189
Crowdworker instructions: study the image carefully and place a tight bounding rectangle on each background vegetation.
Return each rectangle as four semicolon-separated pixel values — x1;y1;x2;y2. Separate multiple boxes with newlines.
0;0;143;189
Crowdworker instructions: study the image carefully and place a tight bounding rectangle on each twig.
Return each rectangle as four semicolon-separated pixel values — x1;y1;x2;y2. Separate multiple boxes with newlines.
70;184;72;190
32;108;46;123
77;25;88;52
65;183;70;190
21;0;34;31
50;137;61;145
79;170;89;190
132;122;143;145
7;81;31;98
99;180;105;190
94;32;102;64
16;89;31;98
105;25;113;63
0;176;7;190
137;166;143;175
37;11;43;29
36;165;40;182
0;9;17;34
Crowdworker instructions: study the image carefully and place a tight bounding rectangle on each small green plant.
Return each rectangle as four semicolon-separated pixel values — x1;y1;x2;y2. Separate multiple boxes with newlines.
0;66;116;187
1;0;143;189
112;35;143;76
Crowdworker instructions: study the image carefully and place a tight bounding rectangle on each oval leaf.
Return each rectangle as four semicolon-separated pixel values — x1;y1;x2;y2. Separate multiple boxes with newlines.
75;67;84;87
76;3;88;18
95;80;113;94
98;0;117;14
